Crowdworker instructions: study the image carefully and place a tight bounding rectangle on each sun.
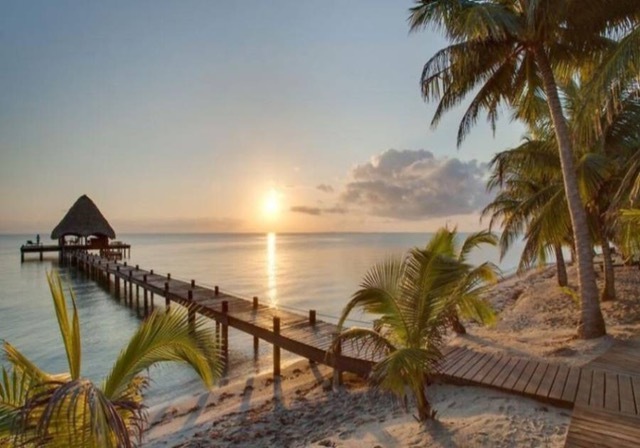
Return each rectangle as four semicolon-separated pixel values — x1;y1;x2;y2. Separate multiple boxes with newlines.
263;188;281;218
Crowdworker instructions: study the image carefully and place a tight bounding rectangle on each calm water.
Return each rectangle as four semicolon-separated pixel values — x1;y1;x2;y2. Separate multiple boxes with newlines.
0;233;523;405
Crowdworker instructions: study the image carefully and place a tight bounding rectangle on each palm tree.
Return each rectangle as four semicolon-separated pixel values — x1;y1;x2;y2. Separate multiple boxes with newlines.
407;0;639;338
334;228;497;420
0;272;221;447
483;134;573;287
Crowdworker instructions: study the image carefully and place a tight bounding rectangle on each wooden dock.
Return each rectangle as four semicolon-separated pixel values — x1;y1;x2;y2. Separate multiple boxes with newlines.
21;243;131;262
67;252;640;445
68;252;379;379
564;339;640;447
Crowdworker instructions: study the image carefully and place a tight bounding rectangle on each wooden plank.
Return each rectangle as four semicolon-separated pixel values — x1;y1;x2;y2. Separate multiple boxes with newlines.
618;375;636;415
460;353;493;381
470;354;501;384
603;371;619;412
524;362;549;396
491;357;520;388
632;376;640;416
279;319;313;334
590;369;605;408
561;367;582;404
537;364;559;398
574;369;594;407
437;347;468;373
512;360;539;393
502;359;528;391
566;406;640;448
438;347;466;369
483;355;512;385
449;351;484;378
443;350;479;377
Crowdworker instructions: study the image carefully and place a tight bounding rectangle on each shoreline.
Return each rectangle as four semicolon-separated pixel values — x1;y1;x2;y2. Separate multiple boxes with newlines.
145;262;640;447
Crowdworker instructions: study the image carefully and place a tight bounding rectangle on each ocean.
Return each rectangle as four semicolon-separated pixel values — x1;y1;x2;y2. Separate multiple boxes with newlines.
0;233;523;405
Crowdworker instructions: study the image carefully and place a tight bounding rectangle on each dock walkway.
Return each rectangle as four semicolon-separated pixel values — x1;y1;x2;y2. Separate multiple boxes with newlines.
69;252;640;446
564;338;640;447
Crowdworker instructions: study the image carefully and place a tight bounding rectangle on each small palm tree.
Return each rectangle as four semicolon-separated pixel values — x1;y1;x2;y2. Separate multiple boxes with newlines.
334;228;498;421
0;271;221;447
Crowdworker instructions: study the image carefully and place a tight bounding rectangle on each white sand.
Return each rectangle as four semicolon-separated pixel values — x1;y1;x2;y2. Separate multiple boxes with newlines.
144;264;640;447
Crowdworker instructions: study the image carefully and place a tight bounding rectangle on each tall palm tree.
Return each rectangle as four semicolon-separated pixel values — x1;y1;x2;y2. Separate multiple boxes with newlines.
334;228;497;420
0;272;221;447
407;0;639;338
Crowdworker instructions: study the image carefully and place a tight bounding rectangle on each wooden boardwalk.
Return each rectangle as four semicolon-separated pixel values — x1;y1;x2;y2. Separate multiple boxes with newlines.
564;338;640;447
68;252;640;446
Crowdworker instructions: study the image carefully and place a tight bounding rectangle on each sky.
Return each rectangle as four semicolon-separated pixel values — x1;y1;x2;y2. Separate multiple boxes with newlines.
0;1;525;235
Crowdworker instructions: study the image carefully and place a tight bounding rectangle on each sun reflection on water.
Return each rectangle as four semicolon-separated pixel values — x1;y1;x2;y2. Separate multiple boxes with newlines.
266;232;277;309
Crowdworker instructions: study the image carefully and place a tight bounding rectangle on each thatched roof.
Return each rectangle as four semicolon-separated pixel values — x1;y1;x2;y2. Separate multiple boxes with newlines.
51;195;116;239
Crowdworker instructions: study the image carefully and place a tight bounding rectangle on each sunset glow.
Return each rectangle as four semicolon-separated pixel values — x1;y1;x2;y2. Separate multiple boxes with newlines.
263;189;281;219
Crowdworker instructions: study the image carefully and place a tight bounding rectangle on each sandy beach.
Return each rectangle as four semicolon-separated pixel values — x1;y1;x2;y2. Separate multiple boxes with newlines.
144;264;640;447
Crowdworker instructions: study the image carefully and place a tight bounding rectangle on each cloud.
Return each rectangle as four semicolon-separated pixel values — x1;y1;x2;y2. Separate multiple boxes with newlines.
316;184;334;193
290;206;322;216
341;149;490;220
324;205;347;214
290;205;348;216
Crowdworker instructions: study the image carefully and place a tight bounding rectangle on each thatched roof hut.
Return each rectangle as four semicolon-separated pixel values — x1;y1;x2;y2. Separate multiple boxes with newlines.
51;195;116;240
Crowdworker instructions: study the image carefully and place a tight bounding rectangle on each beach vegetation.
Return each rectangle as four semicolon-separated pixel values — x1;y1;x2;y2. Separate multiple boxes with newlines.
483;78;640;301
334;227;498;421
0;271;221;448
408;0;639;338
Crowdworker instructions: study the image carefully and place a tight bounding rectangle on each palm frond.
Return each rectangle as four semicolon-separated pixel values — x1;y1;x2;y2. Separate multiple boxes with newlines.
46;271;82;380
102;306;221;402
369;347;441;396
3;342;51;384
0;367;30;440
332;328;396;362
17;378;136;448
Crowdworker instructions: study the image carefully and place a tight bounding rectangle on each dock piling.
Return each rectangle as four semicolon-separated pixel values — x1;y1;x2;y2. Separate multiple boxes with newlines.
253;297;259;356
273;316;281;377
333;333;343;388
222;300;229;363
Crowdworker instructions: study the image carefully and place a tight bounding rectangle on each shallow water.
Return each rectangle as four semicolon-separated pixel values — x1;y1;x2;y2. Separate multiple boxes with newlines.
1;233;522;405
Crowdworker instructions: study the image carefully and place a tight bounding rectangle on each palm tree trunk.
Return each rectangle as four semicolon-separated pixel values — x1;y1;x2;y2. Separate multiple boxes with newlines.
533;46;606;339
450;314;466;335
599;227;616;301
554;245;568;287
414;383;433;421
